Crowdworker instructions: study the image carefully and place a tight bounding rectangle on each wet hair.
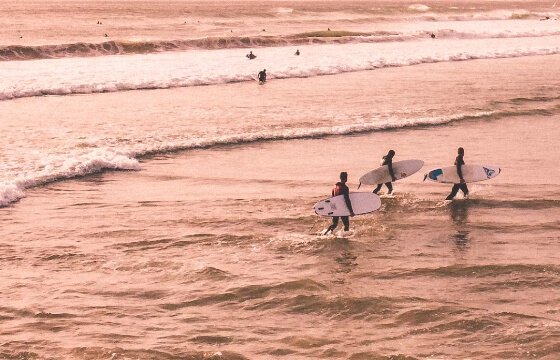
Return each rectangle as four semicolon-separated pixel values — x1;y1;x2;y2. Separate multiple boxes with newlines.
458;147;464;154
388;150;395;157
340;172;348;181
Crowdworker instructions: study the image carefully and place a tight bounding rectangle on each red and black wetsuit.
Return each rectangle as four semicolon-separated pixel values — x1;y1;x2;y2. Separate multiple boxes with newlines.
326;181;353;232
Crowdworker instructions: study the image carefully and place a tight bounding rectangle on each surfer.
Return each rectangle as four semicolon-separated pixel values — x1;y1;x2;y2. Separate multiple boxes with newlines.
295;49;300;56
258;69;266;83
325;172;355;235
373;150;397;195
446;147;469;200
246;51;256;60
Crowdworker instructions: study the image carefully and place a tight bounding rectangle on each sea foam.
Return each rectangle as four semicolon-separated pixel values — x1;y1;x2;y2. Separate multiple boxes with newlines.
1;34;560;102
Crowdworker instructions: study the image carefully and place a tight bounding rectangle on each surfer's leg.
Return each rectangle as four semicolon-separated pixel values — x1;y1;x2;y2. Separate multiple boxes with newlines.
341;216;350;231
460;183;469;197
385;182;393;194
326;217;339;234
446;184;460;200
373;184;382;194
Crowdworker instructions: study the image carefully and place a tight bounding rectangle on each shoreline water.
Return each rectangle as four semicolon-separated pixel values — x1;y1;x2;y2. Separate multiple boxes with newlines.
2;53;560;207
2;100;559;358
2;2;560;358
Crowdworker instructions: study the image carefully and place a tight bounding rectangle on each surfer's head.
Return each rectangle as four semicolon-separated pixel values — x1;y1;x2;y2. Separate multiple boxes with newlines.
388;150;395;157
458;147;464;155
340;172;348;182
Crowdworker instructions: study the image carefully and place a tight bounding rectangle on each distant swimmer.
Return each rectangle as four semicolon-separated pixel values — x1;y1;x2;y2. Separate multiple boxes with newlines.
246;51;256;59
446;147;469;200
373;150;397;195
104;34;108;37
295;49;300;56
431;33;436;38
324;172;354;235
257;69;266;83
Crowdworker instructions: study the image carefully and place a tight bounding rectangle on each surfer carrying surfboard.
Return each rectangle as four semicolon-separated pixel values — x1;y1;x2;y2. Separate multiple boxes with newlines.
446;147;469;200
372;150;397;195
324;172;355;234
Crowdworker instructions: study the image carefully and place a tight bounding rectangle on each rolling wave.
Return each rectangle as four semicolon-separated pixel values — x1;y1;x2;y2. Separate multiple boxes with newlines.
1;105;558;208
2;26;560;61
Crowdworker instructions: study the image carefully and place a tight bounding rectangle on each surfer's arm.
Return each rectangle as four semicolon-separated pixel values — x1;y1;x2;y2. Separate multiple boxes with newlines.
343;193;355;216
456;162;465;183
388;162;396;181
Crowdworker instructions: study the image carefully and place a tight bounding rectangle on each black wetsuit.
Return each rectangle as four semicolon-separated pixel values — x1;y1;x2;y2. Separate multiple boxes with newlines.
373;154;396;194
258;71;266;82
446;154;469;200
326;182;353;233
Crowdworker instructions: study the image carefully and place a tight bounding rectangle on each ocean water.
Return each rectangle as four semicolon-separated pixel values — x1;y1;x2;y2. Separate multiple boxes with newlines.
1;1;560;359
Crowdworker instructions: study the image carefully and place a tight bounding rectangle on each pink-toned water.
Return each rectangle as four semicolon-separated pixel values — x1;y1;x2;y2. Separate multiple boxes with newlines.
1;1;560;359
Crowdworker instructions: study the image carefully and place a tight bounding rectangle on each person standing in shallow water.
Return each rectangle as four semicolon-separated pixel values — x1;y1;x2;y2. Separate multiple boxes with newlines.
325;172;355;234
446;147;469;200
373;150;396;195
258;69;266;83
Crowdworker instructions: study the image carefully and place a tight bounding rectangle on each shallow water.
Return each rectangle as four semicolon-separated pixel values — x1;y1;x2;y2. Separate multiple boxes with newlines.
2;1;560;359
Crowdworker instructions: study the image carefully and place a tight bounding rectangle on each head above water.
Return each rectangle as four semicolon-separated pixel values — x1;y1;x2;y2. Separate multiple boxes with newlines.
458;147;464;155
340;172;348;182
387;150;395;157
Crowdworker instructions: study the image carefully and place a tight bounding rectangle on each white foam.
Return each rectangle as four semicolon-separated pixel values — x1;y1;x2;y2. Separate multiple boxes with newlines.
0;149;140;207
409;4;431;12
1;32;560;102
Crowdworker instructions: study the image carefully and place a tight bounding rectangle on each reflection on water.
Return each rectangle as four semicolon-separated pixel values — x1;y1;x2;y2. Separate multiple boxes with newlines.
450;200;469;224
450;200;471;249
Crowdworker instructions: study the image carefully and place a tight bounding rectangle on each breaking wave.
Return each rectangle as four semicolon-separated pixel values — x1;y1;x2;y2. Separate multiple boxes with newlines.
2;26;560;61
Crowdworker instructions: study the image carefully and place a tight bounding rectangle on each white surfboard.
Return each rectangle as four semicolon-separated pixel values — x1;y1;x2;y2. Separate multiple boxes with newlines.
314;192;381;217
359;159;424;185
423;164;501;183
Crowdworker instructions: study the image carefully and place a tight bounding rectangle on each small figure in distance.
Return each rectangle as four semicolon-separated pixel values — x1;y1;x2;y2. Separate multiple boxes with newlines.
431;33;436;38
295;49;300;56
246;51;256;60
446;147;469;200
258;69;266;83
324;172;355;235
373;150;397;195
